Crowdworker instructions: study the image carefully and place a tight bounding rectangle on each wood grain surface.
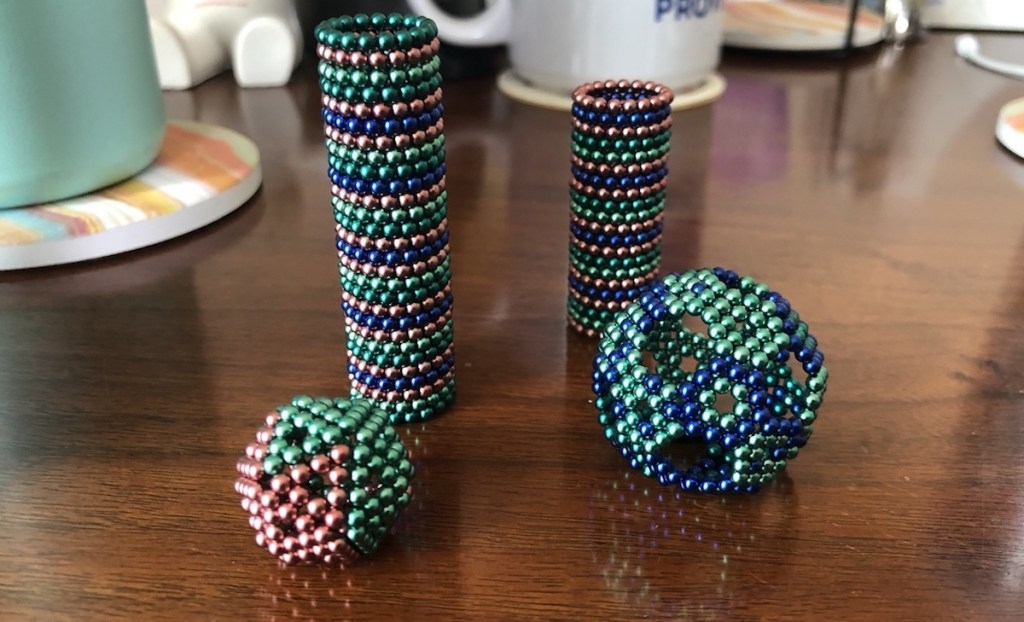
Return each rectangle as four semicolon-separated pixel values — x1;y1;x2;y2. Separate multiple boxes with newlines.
2;34;1024;621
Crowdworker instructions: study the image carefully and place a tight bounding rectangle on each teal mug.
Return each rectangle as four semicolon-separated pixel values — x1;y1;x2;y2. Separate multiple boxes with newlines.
0;0;165;209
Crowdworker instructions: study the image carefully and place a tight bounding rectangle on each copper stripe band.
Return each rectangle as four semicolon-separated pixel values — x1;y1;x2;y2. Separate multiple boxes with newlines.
322;88;443;118
571;116;672;138
315;38;440;68
569;178;668;199
571;80;675;112
336;220;448;251
570;154;669;176
569;212;664;234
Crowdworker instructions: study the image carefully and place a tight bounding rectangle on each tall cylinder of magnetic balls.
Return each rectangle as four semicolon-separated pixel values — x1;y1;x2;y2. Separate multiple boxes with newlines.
315;13;454;423
567;80;674;338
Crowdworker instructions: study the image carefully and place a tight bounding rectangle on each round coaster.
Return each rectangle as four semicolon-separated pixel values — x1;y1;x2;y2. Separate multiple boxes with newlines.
498;70;726;112
0;120;261;271
996;97;1024;160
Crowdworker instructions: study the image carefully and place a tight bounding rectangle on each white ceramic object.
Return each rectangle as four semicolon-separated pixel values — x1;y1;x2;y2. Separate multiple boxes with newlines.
955;35;1024;81
496;69;726;112
147;0;302;90
926;0;1024;31
405;0;723;94
996;98;1024;160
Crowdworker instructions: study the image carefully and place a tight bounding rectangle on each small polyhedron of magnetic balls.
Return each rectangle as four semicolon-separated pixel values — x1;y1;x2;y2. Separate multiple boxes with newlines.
235;395;415;565
592;267;829;493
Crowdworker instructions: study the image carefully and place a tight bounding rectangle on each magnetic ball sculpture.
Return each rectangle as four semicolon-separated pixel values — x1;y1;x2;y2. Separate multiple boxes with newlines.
317;13;455;425
235;12;832;567
592;268;828;493
567;80;673;337
235;396;415;565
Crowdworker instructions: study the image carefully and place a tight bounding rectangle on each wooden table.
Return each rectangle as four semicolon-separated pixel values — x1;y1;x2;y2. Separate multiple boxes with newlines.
3;33;1024;620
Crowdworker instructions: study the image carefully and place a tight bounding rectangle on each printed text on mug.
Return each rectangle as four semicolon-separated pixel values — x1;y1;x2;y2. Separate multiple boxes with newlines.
655;0;722;21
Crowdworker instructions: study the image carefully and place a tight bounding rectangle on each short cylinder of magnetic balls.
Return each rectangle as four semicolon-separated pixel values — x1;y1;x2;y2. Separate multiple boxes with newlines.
592;268;829;493
235;395;415;565
567;79;674;338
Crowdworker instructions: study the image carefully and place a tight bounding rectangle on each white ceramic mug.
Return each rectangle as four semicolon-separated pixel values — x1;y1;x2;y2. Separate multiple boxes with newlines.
405;0;723;94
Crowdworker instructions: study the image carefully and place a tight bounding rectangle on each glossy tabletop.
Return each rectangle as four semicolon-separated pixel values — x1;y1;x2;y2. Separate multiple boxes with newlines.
3;33;1024;620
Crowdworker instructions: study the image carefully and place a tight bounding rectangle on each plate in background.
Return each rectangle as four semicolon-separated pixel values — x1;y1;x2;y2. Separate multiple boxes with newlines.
724;1;886;51
996;97;1024;160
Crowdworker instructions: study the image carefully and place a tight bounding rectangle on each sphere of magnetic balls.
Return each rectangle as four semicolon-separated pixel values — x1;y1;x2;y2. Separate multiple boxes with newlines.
235;395;415;565
592;267;829;493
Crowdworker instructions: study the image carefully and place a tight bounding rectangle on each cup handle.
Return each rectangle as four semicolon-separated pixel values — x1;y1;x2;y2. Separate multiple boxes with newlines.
404;0;512;47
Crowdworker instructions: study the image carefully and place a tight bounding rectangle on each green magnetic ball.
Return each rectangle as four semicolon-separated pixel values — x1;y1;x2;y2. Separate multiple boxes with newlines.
280;445;304;465
267;437;289;455
273;420;295;439
262;454;284;475
388;69;407;85
356;33;374;51
321;425;344;444
378;31;397;50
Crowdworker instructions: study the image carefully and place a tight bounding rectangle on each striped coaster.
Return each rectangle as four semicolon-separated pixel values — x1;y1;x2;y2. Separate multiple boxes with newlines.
0;120;261;270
